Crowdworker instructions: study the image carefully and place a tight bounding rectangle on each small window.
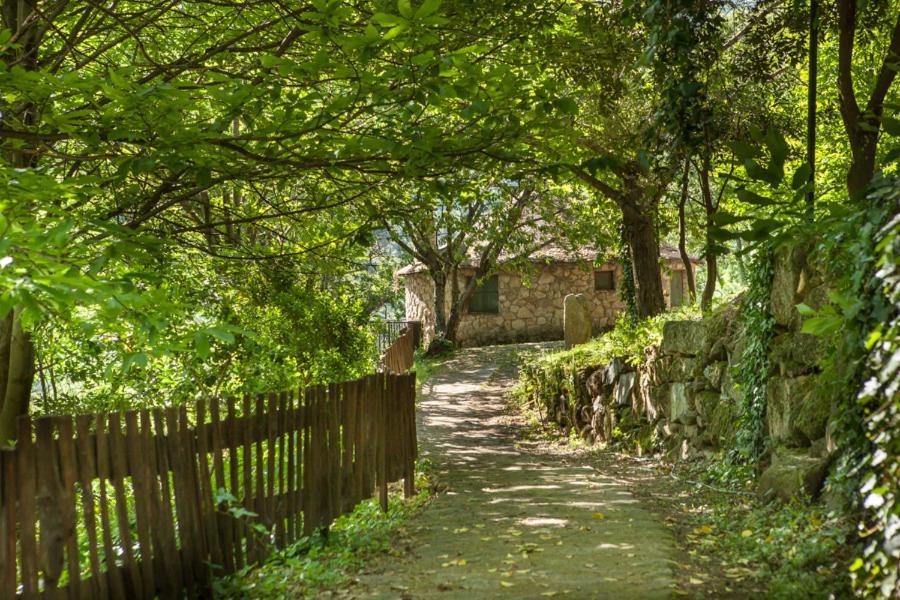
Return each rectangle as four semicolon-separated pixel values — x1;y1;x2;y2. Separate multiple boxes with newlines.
468;275;499;314
594;270;615;291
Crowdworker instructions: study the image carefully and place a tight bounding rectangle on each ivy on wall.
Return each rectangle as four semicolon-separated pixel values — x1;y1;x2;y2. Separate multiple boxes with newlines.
730;250;775;462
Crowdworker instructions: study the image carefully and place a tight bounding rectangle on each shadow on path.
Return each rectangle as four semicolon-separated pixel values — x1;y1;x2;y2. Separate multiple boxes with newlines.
346;344;676;599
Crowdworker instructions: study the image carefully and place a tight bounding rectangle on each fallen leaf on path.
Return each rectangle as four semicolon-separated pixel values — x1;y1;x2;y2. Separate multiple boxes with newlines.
741;529;753;538
500;581;514;588
592;512;605;520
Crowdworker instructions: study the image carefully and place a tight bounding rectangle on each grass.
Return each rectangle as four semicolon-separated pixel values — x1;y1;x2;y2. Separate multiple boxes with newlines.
213;464;435;598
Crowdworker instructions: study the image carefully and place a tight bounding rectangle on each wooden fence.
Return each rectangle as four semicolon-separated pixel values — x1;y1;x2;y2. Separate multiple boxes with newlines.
0;372;417;599
374;320;421;355
379;325;416;374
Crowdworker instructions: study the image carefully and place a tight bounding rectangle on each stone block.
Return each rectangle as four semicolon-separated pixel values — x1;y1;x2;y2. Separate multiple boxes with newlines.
614;372;636;407
693;390;721;420
660;320;708;357
668;383;697;424
602;357;625;385
769;332;825;376
758;447;829;502
708;399;737;449
563;293;592;349
703;362;727;390
766;375;830;447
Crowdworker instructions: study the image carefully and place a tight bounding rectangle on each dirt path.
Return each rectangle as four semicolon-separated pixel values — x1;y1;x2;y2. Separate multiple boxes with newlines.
342;344;677;599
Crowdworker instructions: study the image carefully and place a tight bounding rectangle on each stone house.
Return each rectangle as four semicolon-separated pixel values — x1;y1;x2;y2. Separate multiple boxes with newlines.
398;245;698;348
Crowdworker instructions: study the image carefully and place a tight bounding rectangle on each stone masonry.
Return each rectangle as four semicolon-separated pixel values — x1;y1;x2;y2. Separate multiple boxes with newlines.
402;261;688;348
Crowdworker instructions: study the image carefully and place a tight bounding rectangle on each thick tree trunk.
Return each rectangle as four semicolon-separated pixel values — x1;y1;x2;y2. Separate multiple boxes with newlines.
431;269;448;341
677;160;696;303
846;132;879;199
698;160;717;311
0;310;35;445
622;207;665;318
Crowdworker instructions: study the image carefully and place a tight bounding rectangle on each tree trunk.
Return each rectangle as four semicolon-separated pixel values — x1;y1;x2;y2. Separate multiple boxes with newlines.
622;206;665;318
0;310;35;445
846;131;879;199
698;160;717;311
677;159;696;303
431;269;448;341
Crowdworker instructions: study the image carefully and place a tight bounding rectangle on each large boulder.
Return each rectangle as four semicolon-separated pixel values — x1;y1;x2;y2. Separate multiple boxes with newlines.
766;375;830;446
563;293;592;349
660;320;708;356
769;332;826;377
758;447;830;502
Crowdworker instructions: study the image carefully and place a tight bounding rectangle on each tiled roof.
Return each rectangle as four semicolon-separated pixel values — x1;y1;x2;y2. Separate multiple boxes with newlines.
396;243;698;276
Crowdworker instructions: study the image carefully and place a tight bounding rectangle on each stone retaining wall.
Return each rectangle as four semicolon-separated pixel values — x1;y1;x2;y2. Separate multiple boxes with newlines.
534;245;837;502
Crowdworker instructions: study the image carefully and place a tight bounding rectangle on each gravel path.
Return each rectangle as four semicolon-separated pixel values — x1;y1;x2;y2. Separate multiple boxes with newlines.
345;344;676;599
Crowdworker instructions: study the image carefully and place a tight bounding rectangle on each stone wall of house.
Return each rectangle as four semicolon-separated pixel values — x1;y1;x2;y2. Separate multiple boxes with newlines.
535;245;836;502
403;261;688;348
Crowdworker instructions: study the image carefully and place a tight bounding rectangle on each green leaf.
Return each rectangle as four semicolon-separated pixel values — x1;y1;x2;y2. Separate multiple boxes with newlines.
728;141;759;161
791;163;811;190
193;331;210;358
882;117;900;136
398;0;413;18
122;352;148;373
373;12;405;26
736;189;776;206
206;326;236;344
415;0;442;18
764;129;789;165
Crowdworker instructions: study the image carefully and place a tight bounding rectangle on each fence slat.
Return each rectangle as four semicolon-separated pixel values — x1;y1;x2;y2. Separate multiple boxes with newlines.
226;397;244;570
286;391;297;542
210;399;234;573
195;399;222;576
0;450;17;599
125;411;156;599
55;416;82;600
152;410;184;597
95;414;127;598
74;416;105;600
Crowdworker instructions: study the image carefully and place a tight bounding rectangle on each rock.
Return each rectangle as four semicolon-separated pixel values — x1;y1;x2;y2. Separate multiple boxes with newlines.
660;320;708;356
769;332;825;376
658;356;699;383
563;293;592;349
602;357;625;385
720;369;740;404
758;447;830;501
586;369;606;397
770;244;809;328
703;303;740;361
766;375;830;447
770;243;829;330
693;390;721;420
644;382;669;422
614;372;636;407
668;383;696;424
703;362;727;390
708;400;737;449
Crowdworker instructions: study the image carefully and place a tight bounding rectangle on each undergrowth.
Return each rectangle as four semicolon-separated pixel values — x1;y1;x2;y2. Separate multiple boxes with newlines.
681;459;856;598
213;463;434;598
